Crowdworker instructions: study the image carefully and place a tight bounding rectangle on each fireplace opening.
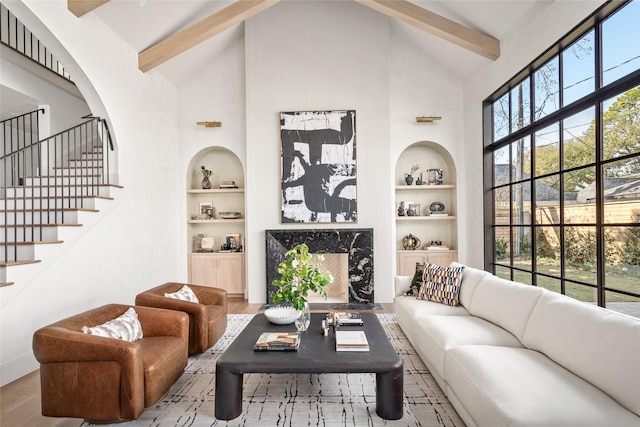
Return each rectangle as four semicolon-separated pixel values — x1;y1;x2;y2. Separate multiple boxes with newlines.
307;253;349;304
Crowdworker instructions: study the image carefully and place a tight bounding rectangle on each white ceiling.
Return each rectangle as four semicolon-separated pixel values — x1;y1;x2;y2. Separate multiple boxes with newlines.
90;0;549;87
1;0;549;118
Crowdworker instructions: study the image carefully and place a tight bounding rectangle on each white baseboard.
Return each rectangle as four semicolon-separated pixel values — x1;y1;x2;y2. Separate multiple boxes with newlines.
1;352;38;388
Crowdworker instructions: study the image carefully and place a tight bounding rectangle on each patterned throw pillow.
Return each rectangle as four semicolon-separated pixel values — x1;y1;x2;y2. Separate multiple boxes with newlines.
418;263;465;306
164;285;199;303
407;262;427;295
82;307;143;342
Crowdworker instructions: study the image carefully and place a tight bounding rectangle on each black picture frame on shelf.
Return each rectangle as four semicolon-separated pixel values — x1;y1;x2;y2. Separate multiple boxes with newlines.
280;110;357;223
425;168;443;185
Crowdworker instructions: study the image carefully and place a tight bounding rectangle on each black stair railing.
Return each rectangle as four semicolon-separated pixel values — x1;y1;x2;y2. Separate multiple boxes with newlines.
1;116;114;264
0;2;72;81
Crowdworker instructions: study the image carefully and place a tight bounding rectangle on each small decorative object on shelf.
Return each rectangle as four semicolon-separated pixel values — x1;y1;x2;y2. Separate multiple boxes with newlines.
200;165;213;189
427;241;449;251
402;233;421;250
270;243;334;332
407;203;420;216
397;201;405;216
429;201;447;216
219;180;238;189
425;168;443;185
404;163;420;185
218;211;241;219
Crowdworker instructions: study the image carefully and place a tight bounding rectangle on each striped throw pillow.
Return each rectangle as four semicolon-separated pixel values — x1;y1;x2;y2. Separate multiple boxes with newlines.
418;263;465;306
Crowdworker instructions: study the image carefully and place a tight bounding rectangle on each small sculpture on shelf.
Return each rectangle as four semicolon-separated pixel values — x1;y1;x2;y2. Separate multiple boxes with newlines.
200;165;213;189
397;201;405;216
402;233;421;250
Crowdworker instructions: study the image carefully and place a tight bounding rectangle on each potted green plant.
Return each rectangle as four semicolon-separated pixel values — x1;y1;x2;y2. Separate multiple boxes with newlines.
270;243;334;331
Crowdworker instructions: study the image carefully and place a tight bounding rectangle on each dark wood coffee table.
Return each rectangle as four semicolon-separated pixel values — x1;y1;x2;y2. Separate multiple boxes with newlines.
215;312;403;420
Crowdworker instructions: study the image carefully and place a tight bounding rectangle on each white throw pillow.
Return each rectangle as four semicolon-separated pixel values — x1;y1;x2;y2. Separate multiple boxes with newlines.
82;307;143;342
164;285;199;303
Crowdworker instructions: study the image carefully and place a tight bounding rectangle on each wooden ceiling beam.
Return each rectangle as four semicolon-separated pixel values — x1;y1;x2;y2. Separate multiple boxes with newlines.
139;0;280;73
354;0;500;61
68;0;110;18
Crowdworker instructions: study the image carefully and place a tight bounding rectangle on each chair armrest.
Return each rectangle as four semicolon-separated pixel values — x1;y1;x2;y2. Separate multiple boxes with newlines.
134;305;189;341
193;286;227;308
33;327;140;365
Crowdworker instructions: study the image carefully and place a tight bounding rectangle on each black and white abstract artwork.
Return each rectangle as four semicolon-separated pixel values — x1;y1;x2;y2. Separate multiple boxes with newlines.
280;110;357;223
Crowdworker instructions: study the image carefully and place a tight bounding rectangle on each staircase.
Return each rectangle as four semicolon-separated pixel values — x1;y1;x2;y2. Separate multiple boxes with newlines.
1;114;119;286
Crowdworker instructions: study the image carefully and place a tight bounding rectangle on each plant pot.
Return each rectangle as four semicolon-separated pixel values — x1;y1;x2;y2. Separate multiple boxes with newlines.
295;301;311;332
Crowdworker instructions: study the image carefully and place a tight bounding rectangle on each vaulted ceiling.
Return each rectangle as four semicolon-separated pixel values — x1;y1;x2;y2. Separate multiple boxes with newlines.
68;0;548;87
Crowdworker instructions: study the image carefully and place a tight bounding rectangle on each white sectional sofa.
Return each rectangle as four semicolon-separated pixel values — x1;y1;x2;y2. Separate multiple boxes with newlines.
394;263;640;427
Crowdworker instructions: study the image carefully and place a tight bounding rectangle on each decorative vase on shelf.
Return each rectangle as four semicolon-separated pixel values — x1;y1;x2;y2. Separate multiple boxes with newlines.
201;177;212;189
404;173;414;185
295;301;311;332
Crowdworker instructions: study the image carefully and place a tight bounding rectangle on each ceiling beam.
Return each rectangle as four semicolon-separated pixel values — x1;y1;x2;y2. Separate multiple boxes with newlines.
68;0;110;18
354;0;500;61
139;0;280;73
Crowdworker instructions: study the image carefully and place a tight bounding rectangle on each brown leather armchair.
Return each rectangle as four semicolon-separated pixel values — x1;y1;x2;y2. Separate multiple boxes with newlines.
32;304;189;422
135;282;227;355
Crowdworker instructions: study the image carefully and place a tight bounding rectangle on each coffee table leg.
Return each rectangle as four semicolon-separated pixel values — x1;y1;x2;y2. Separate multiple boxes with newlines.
376;367;404;420
215;366;243;420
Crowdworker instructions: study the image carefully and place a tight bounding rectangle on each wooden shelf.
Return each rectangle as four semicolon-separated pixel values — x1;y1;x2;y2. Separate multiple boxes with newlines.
188;219;244;224
396;216;456;221
395;184;455;190
187;188;244;194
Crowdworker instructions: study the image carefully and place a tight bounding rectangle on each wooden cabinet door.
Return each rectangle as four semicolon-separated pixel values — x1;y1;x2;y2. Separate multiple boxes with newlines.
217;253;245;296
397;251;427;276
188;253;245;296
425;251;458;267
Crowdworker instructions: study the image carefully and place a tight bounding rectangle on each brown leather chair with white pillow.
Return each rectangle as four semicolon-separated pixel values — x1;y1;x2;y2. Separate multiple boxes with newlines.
135;282;227;355
32;304;188;422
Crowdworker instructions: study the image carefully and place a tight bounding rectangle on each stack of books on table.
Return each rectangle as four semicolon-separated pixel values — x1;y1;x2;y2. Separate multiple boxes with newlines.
326;312;364;326
427;245;449;251
253;332;300;351
335;330;369;352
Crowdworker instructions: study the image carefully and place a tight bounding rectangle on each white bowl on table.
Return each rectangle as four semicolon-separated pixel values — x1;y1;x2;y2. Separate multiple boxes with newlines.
264;306;300;325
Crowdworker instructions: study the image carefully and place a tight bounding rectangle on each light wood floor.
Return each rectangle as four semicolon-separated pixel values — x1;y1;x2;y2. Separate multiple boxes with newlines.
0;300;392;427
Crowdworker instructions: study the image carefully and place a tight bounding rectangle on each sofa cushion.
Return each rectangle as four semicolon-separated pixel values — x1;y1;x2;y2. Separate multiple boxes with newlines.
445;345;640;427
394;296;469;347
523;291;640;416
164;285;199;303
394;276;413;297
449;263;491;309
417;263;465;306
413;315;522;381
81;307;143;342
466;275;544;342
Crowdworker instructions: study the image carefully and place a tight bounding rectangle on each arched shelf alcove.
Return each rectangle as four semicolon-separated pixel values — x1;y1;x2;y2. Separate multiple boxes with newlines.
394;141;458;275
186;146;246;297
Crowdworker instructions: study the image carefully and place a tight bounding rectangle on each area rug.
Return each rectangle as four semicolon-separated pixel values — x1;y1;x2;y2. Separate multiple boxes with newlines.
84;314;465;427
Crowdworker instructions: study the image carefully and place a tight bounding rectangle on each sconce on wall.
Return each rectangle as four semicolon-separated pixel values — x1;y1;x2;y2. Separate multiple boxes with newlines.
416;116;442;123
196;121;222;128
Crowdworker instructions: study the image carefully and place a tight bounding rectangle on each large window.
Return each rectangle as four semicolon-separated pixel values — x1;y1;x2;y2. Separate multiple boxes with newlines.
484;0;640;317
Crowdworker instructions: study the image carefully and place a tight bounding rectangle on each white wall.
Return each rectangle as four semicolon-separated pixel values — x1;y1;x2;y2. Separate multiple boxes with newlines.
1;0;180;386
460;0;606;269
1;45;90;133
244;1;393;303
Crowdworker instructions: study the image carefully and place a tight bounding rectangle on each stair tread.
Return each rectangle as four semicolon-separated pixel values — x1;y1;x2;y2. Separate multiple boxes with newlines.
3;240;64;245
2;208;99;213
0;195;114;200
4;223;83;228
0;260;41;267
0;282;16;287
3;183;122;189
